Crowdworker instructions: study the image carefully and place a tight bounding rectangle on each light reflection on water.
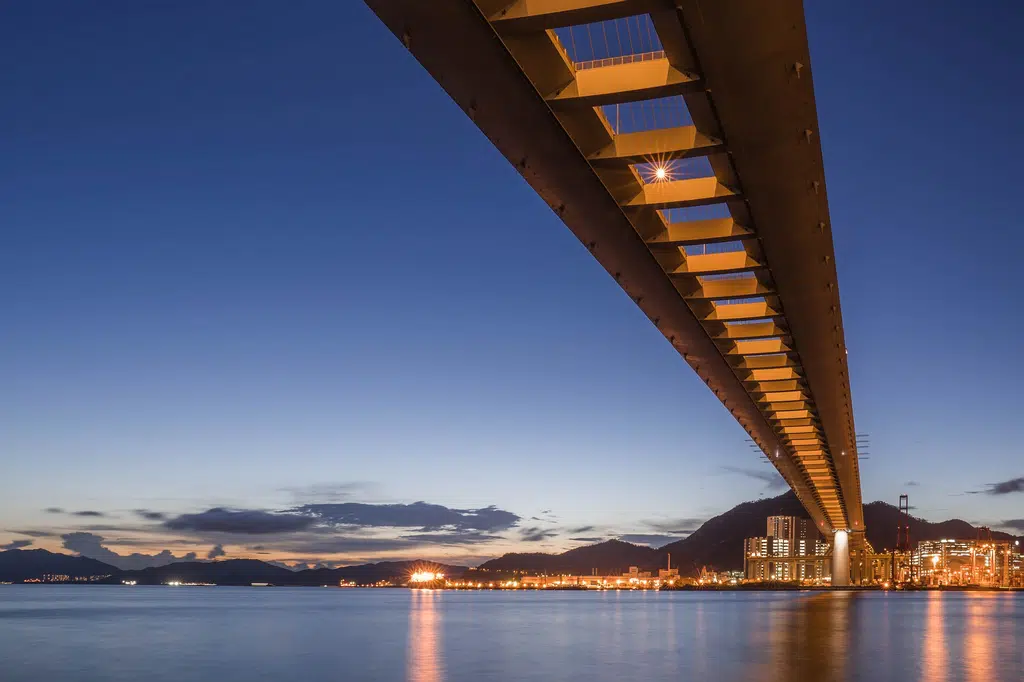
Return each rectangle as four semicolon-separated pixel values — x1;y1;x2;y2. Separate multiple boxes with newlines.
0;586;1021;682
408;589;442;682
923;593;946;682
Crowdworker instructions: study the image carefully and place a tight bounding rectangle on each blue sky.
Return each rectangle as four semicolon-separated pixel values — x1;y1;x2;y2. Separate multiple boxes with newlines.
2;1;1022;567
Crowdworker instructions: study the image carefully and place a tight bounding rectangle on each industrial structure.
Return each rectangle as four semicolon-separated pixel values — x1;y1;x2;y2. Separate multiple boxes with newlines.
891;493;914;583
363;0;865;583
912;535;1015;588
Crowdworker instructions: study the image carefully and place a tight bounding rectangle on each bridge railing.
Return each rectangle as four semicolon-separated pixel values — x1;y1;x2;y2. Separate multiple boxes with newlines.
574;50;666;71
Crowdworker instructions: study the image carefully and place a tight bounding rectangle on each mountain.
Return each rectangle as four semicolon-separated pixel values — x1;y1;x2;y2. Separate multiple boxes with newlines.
329;560;468;585
482;492;1023;575
0;549;117;582
665;493;1020;572
111;559;295;586
0;549;468;586
861;501;1017;551
111;559;469;586
658;493;807;574
478;539;662;574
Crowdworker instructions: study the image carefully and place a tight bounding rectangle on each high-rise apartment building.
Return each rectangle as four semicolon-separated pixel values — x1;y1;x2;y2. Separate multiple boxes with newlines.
744;516;828;582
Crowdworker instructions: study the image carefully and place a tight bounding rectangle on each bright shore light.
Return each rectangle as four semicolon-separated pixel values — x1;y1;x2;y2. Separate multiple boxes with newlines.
654;166;667;180
410;571;443;583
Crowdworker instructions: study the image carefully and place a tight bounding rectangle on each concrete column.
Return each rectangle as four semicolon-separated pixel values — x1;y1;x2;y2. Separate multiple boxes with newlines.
832;529;850;587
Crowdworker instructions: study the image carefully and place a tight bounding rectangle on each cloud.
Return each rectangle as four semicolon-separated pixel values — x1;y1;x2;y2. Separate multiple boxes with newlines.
206;544;226;560
281;482;377;503
267;561;303;571
570;536;606;543
9;530;57;538
567;525;596;534
43;508;109;518
401;531;501;545
904;481;920;487
134;510;166;521
519;527;558;542
61;532;198;570
1;539;33;550
999;519;1024;532
164;508;315;535
987;477;1024;495
259;536;424;555
721;466;787;491
644;518;704;534
296;502;520;532
617;534;683;548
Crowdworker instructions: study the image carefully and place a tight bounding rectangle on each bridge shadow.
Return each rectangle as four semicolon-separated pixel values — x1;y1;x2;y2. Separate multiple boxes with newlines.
745;592;856;682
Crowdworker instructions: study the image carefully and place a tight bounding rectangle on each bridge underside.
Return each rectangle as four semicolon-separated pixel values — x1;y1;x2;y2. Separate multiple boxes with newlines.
365;0;863;538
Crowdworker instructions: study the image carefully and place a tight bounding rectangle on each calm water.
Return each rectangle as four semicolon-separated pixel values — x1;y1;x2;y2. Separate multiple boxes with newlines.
0;587;1021;681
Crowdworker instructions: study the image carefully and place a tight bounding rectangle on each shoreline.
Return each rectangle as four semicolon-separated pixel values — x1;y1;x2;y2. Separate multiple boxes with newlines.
4;582;1020;592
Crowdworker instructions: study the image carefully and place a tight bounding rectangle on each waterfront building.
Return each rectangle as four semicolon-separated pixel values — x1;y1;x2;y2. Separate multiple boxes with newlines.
912;539;1014;587
520;557;685;589
744;515;828;582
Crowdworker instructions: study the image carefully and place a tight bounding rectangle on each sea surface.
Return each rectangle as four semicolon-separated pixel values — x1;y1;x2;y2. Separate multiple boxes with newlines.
0;586;1021;681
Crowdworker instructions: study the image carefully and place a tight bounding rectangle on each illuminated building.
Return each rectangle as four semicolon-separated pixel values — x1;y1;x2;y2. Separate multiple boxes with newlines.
519;558;686;589
744;516;828;582
912;539;1014;587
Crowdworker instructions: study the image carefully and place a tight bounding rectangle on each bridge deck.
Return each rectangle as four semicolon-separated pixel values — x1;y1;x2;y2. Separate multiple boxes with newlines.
364;0;863;535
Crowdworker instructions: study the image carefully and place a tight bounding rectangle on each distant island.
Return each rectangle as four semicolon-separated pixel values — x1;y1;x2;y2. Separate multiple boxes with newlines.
2;491;1019;586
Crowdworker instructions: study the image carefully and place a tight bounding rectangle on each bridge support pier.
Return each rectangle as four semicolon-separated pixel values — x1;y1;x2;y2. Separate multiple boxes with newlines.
849;530;866;585
832;529;850;587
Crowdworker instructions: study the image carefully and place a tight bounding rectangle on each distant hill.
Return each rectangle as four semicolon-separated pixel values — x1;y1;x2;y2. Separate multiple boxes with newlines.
111;559;294;586
658;493;807;574
0;549;117;582
481;492;1023;575
861;500;1016;551
113;558;470;586
0;549;468;586
478;539;663;574
330;560;468;585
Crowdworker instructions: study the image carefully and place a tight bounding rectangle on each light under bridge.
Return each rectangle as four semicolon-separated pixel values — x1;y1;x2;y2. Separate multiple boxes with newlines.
364;0;865;584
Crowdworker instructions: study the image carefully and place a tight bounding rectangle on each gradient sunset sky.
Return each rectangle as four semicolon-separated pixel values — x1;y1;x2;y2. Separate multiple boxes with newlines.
2;1;1022;569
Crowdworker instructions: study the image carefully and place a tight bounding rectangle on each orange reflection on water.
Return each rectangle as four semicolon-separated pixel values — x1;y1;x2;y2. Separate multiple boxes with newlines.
963;595;992;679
921;593;946;682
407;589;444;682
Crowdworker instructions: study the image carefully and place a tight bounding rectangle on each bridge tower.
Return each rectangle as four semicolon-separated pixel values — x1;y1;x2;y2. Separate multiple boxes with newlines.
893;493;912;582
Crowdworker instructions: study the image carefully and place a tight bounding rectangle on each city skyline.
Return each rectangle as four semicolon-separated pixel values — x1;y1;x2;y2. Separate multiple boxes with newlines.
3;0;1024;568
